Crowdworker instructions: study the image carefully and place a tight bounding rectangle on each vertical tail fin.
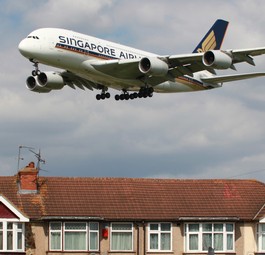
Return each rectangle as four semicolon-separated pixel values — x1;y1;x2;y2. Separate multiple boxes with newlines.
192;19;229;53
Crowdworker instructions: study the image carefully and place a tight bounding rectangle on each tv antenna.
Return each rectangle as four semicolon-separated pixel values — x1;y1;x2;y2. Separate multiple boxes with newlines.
17;145;46;172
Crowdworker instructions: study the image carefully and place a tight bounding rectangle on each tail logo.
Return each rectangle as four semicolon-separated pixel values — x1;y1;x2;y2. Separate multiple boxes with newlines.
196;30;216;53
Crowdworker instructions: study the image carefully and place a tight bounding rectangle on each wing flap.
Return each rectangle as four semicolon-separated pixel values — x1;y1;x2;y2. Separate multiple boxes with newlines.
201;72;265;84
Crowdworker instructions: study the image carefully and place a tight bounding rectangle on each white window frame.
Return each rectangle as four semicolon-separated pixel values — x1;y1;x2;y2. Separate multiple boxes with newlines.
89;222;99;251
64;222;87;251
110;222;133;251
185;223;235;253
49;221;99;252
257;223;265;251
49;222;62;251
148;222;172;252
0;221;25;252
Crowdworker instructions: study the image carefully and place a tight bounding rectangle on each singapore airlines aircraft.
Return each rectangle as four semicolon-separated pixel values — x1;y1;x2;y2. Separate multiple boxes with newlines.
18;19;265;101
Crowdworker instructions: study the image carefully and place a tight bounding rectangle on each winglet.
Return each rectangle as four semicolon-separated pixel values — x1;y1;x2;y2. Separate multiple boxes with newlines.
193;19;229;53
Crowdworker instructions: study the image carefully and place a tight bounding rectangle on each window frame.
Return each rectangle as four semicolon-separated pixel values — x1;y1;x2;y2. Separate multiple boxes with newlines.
63;222;87;251
0;221;25;252
257;223;265;252
148;222;172;252
49;221;99;252
89;222;99;251
185;222;235;253
110;222;133;251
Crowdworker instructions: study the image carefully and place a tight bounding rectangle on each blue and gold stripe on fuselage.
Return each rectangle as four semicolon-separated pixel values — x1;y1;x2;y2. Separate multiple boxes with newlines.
55;43;118;60
175;76;211;91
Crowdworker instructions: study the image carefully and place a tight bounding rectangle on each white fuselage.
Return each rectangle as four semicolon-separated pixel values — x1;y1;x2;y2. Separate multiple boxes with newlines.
18;28;215;93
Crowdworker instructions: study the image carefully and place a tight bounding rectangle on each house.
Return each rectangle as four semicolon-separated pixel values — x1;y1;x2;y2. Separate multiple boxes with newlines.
0;164;265;255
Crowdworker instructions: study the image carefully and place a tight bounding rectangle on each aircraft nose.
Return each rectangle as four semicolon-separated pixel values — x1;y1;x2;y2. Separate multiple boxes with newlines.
18;39;32;58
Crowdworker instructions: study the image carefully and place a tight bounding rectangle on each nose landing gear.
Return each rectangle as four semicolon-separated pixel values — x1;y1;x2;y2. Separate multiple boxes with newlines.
30;60;41;76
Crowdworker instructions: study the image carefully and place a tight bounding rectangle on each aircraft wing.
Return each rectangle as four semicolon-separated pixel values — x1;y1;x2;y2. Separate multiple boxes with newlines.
89;59;143;79
231;47;265;65
201;72;265;84
61;71;99;90
86;47;265;82
89;53;205;80
167;47;265;75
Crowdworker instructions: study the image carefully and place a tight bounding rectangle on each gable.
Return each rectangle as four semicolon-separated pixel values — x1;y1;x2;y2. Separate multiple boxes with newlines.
0;202;18;219
0;195;29;222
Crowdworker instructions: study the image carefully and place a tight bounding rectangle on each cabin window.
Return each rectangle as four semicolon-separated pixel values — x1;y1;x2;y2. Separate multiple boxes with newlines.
185;223;234;252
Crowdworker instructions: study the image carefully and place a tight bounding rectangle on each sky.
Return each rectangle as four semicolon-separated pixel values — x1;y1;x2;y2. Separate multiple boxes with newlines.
1;0;265;181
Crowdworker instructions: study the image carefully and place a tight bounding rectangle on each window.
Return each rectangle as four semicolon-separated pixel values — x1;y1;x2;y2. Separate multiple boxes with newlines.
0;222;25;252
64;222;87;251
185;223;234;252
89;222;99;251
257;223;265;251
49;222;99;251
50;222;62;250
148;223;172;251
111;223;133;251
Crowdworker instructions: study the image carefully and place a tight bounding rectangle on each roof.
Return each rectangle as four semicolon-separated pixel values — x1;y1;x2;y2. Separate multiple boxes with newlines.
0;176;264;221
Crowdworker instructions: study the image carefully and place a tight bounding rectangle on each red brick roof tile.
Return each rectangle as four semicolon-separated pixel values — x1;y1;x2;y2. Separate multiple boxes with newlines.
0;176;264;221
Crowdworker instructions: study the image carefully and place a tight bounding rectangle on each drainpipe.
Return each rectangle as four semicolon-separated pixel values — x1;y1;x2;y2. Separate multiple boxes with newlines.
143;221;146;255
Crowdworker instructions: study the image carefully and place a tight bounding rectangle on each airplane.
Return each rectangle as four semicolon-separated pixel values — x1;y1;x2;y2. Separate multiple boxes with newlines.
18;19;265;101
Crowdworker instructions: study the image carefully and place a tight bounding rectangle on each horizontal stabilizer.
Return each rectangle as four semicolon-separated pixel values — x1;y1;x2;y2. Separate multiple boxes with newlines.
201;72;265;84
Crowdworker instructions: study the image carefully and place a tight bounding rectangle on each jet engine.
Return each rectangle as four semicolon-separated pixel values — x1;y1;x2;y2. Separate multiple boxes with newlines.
37;72;65;90
26;76;52;93
203;50;233;69
139;57;168;76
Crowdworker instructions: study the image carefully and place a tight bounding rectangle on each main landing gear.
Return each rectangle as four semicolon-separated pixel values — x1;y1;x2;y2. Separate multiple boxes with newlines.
96;92;111;100
114;87;154;101
96;86;110;100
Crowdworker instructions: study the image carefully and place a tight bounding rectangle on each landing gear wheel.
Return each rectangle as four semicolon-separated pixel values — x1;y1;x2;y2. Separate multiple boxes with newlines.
31;70;41;76
96;91;111;100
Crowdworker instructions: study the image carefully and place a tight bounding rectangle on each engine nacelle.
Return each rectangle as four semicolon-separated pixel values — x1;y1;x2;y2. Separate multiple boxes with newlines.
26;76;52;93
139;57;168;76
37;72;65;90
203;50;233;69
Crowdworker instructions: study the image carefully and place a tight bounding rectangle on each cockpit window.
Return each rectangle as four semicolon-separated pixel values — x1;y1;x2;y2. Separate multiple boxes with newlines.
27;36;39;39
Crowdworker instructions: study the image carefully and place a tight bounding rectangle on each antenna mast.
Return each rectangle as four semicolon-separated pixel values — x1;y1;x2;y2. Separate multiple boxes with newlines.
17;146;45;172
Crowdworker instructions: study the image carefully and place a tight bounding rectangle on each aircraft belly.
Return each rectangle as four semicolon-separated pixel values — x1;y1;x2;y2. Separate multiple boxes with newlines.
154;78;207;93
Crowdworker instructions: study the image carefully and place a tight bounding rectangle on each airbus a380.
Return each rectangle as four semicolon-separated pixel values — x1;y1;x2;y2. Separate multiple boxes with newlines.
18;19;265;101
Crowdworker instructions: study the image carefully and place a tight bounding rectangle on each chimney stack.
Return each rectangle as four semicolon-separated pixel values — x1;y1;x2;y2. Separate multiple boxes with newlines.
18;162;39;193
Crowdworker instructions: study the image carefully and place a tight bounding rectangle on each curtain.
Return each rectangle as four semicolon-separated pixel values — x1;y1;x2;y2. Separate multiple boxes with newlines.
90;232;98;250
65;232;86;250
161;233;170;250
150;234;158;250
227;234;233;250
189;234;198;250
214;233;223;250
0;231;2;250
51;232;61;250
202;233;212;251
112;232;132;250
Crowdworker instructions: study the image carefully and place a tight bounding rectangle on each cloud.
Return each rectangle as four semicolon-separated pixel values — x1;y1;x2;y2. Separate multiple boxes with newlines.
1;0;265;183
